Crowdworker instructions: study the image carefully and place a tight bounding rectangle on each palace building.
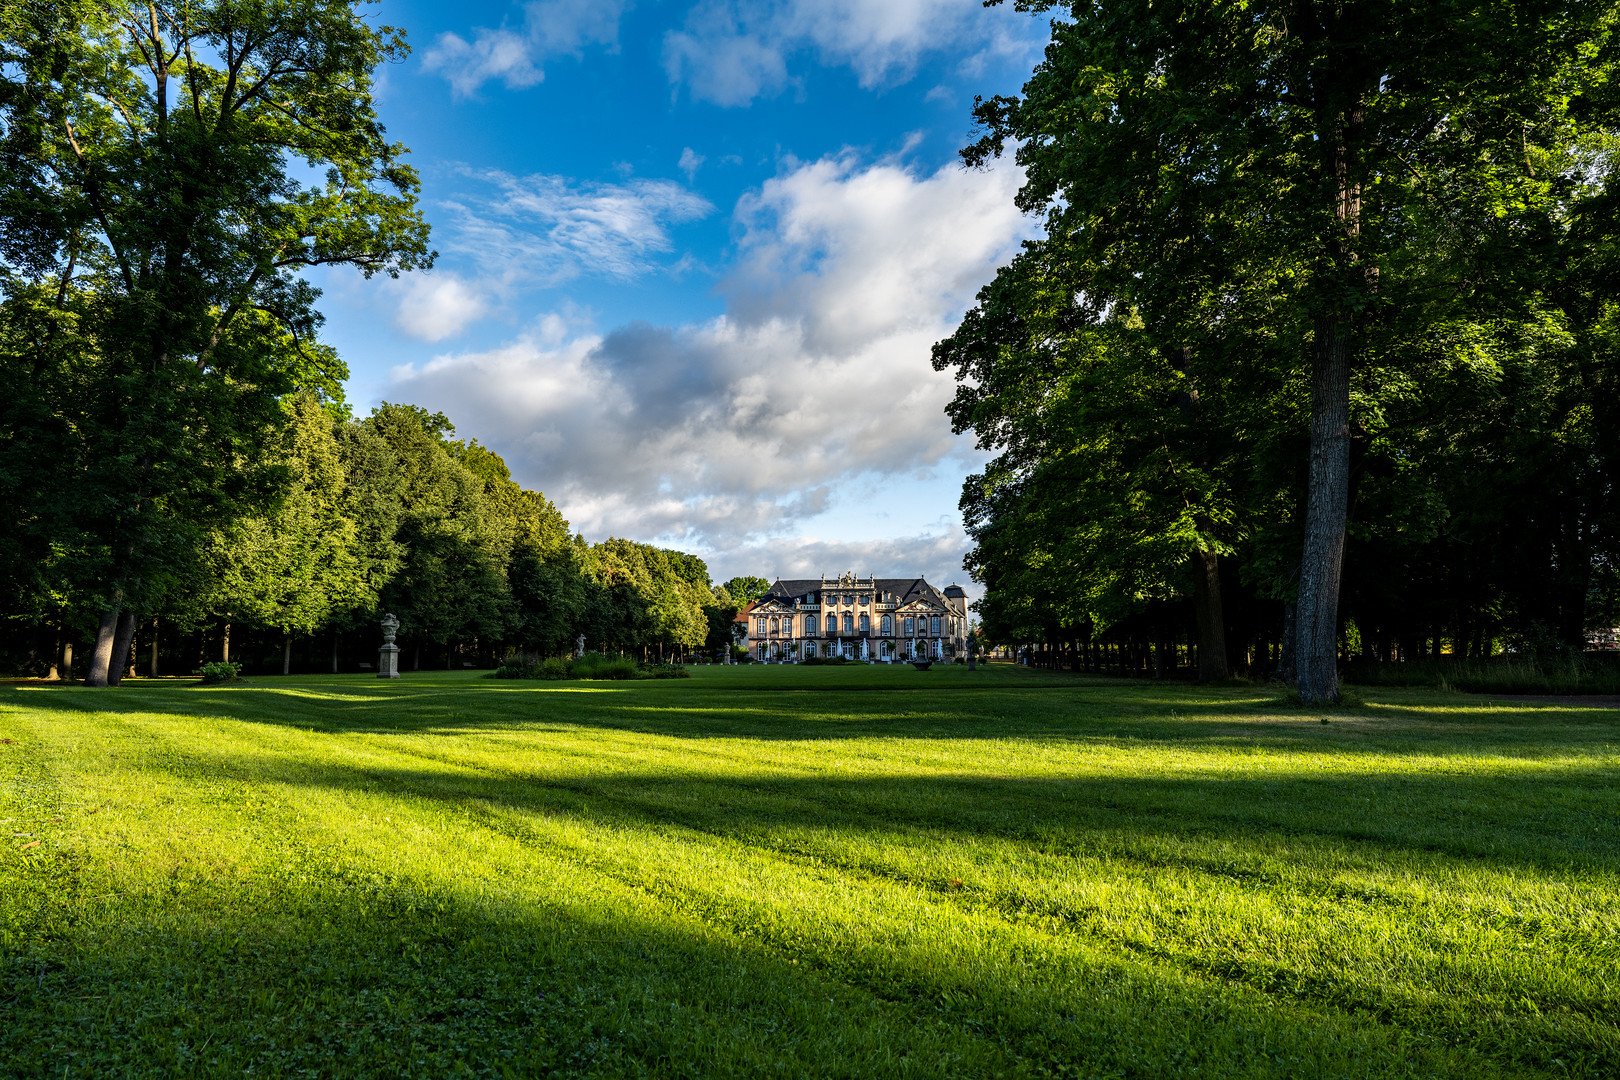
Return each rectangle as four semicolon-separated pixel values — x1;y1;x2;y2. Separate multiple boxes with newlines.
745;573;969;662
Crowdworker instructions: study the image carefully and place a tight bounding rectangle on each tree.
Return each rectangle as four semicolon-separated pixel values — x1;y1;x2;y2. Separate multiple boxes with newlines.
722;577;770;606
0;0;430;685
961;0;1620;699
202;392;370;673
367;405;510;666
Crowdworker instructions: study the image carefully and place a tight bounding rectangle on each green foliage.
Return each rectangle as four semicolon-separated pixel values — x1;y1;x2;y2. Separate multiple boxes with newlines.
199;393;371;636
1;669;1615;1077
1346;655;1620;696
490;653;687;681
0;0;432;679
193;660;241;682
939;1;1620;672
722;576;770;605
637;662;692;679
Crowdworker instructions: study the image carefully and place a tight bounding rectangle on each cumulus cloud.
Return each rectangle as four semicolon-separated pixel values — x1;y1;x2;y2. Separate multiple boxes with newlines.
663;0;1044;106
391;273;491;341
424;0;627;97
678;147;706;182
387;152;1032;553
442;169;714;287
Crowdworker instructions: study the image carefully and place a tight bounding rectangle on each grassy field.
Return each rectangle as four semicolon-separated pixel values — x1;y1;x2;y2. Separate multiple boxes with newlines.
1;664;1616;1079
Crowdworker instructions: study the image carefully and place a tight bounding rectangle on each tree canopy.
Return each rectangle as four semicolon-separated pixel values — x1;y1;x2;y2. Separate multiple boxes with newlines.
939;1;1620;689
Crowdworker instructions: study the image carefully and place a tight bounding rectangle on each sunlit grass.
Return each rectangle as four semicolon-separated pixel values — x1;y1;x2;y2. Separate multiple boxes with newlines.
2;665;1616;1077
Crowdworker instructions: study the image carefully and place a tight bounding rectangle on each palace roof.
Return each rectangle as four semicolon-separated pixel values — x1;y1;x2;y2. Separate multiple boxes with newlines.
760;576;953;608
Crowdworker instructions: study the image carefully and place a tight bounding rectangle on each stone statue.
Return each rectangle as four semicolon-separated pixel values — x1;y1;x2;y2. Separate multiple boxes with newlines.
378;614;401;679
575;633;586;658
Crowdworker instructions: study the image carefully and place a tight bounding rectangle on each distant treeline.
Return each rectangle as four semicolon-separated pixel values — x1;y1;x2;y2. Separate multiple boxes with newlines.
2;396;754;678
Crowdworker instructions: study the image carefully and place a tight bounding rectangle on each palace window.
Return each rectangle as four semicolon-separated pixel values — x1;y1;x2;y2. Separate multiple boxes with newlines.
904;617;915;636
930;616;941;636
859;614;870;632
756;618;767;636
842;613;854;634
825;614;836;633
880;614;892;634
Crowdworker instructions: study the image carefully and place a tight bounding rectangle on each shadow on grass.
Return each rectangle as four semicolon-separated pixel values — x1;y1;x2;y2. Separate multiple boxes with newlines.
13;674;1618;764
132;736;1620;874
1;842;1511;1080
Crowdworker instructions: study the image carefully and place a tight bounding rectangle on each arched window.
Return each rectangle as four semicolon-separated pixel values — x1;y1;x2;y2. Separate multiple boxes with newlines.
904;617;915;636
842;613;853;634
825;614;836;633
880;614;892;634
859;614;870;633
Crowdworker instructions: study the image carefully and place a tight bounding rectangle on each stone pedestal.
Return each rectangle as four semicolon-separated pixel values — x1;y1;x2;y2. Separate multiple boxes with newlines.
378;614;401;679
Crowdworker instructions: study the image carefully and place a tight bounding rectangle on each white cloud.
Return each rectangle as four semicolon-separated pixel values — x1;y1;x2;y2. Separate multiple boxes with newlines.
391;274;491;341
424;0;627;97
441;169;714;287
678;147;706;182
663;0;1045;106
387;152;1032;555
708;528;979;601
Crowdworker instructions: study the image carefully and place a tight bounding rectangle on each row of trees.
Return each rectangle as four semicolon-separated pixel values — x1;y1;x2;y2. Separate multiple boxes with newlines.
937;1;1620;697
5;394;759;676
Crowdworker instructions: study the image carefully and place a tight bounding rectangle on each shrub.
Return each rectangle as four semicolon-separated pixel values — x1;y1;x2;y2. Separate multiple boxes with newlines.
196;661;243;683
638;663;691;679
569;653;639;680
1342;654;1620;695
801;655;852;666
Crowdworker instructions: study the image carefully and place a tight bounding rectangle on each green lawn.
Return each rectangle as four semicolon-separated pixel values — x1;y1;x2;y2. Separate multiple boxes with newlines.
1;664;1616;1078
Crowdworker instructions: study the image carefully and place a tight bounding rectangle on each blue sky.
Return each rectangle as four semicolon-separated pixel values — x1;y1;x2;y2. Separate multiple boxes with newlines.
318;0;1051;590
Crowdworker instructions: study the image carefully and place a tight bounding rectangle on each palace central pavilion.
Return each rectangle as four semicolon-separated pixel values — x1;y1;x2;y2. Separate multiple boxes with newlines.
745;573;968;662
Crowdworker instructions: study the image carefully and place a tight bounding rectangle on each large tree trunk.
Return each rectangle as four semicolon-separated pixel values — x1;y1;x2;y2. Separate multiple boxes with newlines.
107;610;137;686
283;634;292;676
1295;316;1352;702
1192;548;1229;683
150;619;159;676
85;606;120;686
222;622;231;663
62;639;73;682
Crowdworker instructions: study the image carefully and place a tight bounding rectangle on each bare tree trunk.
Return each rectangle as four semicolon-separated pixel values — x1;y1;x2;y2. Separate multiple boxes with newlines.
283;634;292;676
150;618;159;676
1192;548;1228;683
107;610;135;685
1295;316;1351;704
46;623;61;681
62;639;73;682
222;622;231;664
332;632;340;674
85;606;120;686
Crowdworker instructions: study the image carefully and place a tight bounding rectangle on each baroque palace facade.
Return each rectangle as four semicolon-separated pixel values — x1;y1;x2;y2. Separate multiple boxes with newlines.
745;573;969;661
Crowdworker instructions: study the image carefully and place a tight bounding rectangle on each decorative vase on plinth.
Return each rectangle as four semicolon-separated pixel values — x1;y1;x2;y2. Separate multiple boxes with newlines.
378;614;401;679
